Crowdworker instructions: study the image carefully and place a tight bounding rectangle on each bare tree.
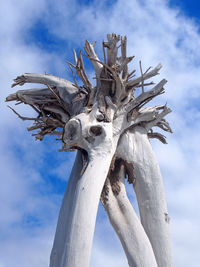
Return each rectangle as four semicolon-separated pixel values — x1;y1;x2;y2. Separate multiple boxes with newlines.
6;34;173;267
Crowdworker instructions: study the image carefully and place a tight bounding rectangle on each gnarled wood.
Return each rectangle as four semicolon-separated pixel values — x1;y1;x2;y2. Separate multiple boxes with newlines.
6;34;173;267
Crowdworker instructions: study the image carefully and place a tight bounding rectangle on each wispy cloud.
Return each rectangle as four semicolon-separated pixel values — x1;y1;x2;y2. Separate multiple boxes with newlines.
1;0;200;266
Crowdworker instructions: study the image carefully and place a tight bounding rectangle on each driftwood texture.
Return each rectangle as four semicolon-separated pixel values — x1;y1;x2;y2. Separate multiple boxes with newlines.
6;34;173;267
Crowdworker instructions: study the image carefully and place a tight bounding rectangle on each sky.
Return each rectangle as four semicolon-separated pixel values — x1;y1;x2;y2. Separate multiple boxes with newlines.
0;0;200;266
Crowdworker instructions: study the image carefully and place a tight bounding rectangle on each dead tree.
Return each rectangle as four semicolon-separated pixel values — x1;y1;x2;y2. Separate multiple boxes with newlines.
6;34;173;267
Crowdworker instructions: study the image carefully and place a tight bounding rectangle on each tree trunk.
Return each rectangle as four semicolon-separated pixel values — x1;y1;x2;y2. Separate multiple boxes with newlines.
117;127;174;267
60;149;115;267
50;151;83;267
7;34;174;267
103;165;158;267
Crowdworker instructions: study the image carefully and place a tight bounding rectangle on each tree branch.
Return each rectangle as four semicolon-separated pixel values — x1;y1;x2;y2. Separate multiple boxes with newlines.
84;40;103;78
11;73;78;94
128;63;162;87
148;132;167;144
103;33;121;67
126;79;167;113
7;105;39;121
145;105;172;131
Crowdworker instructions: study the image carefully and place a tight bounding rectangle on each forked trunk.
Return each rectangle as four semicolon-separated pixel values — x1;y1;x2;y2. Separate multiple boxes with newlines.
102;165;158;267
7;34;174;267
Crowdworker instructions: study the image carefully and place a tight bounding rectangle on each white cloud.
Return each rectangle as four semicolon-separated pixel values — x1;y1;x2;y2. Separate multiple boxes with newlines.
1;0;200;266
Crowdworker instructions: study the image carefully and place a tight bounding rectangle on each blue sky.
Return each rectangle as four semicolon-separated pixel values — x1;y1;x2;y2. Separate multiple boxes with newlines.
1;0;200;266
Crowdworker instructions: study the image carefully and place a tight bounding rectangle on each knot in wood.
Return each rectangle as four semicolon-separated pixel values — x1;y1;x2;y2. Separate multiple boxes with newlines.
90;125;103;136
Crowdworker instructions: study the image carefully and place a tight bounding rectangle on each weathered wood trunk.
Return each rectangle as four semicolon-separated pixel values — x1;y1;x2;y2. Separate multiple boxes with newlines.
50;151;83;267
103;165;158;267
117;127;174;267
6;34;174;267
60;151;115;267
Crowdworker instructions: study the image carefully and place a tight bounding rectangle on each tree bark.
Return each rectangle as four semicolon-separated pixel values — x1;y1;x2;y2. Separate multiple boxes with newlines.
103;165;158;267
117;127;174;267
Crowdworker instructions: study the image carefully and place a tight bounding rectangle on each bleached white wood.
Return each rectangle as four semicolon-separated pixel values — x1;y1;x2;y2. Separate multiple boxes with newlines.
84;40;103;78
12;73;78;93
128;63;162;87
125;79;167;113
7;34;174;267
103;166;158;267
50;151;83;267
117;126;174;267
61;150;115;267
